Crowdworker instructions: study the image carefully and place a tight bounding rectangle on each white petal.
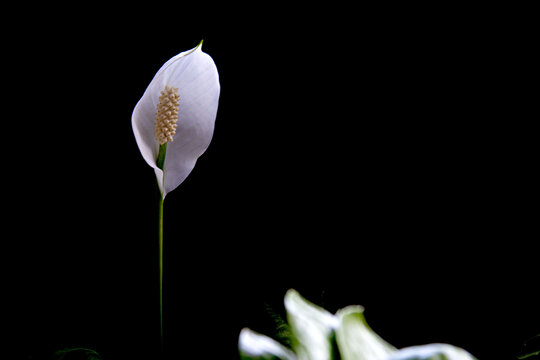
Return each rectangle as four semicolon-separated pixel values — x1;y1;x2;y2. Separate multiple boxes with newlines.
132;42;220;197
132;83;160;173
335;305;396;360
284;289;338;360
387;343;477;360
239;328;297;360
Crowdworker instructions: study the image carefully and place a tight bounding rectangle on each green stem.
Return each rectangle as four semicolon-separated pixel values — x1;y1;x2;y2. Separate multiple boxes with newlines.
158;194;164;351
156;142;167;351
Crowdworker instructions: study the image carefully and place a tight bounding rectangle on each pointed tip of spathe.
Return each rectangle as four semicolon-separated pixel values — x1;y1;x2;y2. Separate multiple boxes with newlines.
284;288;299;300
180;40;204;58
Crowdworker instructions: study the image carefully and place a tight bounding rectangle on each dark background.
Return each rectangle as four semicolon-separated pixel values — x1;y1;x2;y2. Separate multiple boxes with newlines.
3;3;537;360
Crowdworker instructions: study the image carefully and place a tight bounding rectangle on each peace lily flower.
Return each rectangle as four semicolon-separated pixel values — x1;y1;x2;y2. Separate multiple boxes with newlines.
239;289;478;360
132;41;220;199
131;41;220;350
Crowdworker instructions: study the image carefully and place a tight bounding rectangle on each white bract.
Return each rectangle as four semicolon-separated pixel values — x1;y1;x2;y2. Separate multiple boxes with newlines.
132;42;220;198
239;290;478;360
387;344;477;360
239;329;296;360
335;305;396;360
284;289;339;360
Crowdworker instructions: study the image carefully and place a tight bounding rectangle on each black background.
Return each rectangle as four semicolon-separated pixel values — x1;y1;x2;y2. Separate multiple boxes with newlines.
3;3;537;360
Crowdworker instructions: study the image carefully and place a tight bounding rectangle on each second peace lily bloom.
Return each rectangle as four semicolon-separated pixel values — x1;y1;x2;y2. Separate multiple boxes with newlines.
239;290;478;360
132;41;220;198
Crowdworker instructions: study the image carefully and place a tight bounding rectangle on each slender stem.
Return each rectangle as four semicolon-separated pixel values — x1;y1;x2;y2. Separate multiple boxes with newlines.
156;142;167;352
158;194;164;351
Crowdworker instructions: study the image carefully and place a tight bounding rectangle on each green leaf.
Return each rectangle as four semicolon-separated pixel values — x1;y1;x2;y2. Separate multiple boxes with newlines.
335;305;397;360
53;348;102;360
518;334;540;359
239;328;297;360
519;351;540;360
284;289;338;360
387;343;478;360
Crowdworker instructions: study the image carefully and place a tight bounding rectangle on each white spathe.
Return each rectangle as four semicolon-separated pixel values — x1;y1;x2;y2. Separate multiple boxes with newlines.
284;289;339;360
387;343;477;360
335;305;397;360
132;42;220;198
239;328;297;360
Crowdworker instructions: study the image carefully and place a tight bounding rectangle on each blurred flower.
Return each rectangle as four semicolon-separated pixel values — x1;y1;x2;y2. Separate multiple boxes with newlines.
239;289;477;360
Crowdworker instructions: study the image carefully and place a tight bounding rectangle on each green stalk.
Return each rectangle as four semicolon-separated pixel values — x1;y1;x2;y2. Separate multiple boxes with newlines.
158;193;164;350
156;143;167;351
